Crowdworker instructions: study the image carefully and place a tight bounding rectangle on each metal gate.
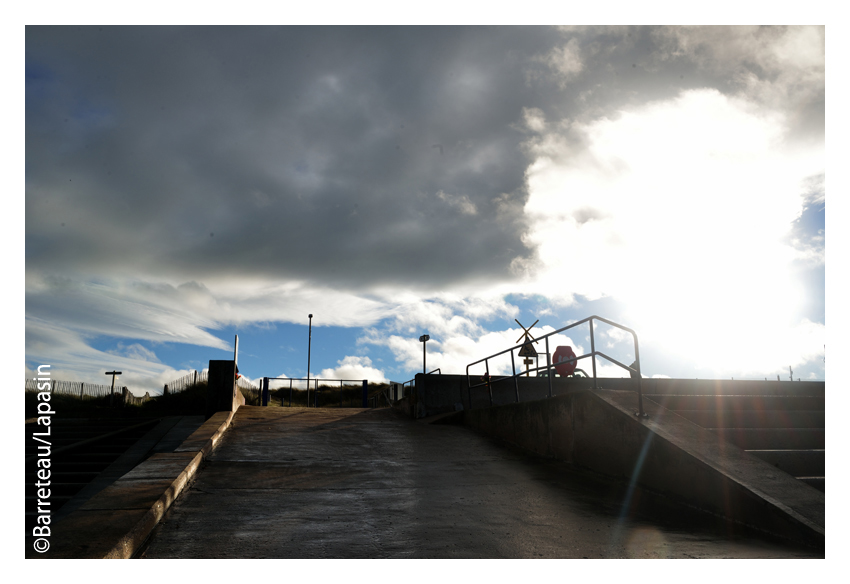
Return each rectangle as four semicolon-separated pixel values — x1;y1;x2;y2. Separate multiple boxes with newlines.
260;377;369;408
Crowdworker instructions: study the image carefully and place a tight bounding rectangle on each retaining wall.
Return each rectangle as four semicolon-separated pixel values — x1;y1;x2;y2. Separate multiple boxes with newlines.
443;387;824;547
409;373;824;418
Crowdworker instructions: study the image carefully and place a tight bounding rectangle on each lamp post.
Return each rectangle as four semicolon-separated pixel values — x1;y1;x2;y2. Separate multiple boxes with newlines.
307;314;313;406
419;334;429;374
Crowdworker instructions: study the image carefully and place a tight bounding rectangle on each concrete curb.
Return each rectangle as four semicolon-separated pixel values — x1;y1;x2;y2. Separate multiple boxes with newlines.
101;450;204;559
31;408;238;559
105;409;237;559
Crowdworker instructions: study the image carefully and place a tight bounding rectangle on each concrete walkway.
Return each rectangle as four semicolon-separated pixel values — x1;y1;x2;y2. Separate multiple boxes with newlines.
141;406;821;559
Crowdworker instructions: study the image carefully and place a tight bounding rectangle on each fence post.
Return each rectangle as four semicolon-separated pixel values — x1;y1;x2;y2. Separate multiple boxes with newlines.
164;384;169;396
80;382;84;400
194;370;198;386
362;380;368;408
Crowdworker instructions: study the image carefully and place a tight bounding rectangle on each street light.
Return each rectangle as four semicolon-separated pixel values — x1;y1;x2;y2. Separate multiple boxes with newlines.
419;334;429;375
307;314;313;406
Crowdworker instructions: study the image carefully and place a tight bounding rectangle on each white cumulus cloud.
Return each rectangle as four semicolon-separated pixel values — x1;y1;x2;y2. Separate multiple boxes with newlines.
317;356;387;383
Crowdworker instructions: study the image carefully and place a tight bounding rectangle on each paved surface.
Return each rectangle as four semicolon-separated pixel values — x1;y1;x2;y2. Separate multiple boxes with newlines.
141;406;822;559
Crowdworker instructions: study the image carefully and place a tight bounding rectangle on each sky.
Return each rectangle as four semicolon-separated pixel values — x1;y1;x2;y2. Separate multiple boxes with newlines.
24;23;829;396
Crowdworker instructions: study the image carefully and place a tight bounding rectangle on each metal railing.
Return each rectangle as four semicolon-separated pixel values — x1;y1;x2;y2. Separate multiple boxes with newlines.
261;377;368;407
399;368;441;400
465;315;646;417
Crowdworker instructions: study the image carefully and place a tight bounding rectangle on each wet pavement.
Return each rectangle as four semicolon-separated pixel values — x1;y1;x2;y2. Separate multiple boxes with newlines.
140;406;822;559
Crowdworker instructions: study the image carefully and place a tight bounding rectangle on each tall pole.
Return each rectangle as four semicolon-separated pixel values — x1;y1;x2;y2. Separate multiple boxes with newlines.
419;335;430;375
307;314;313;406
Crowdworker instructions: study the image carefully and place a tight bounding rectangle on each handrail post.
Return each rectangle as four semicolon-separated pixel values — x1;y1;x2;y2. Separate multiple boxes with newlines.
466;365;472;409
589;318;598;389
486;361;492;407
545;336;552;398
637;377;645;417
511;351;519;403
633;333;645;417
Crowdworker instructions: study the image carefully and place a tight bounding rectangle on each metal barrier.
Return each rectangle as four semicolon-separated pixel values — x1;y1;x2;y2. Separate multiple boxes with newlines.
261;377;368;408
465;315;646;417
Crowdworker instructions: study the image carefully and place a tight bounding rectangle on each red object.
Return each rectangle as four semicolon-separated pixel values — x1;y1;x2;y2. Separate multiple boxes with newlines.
236;374;242;380
553;346;577;376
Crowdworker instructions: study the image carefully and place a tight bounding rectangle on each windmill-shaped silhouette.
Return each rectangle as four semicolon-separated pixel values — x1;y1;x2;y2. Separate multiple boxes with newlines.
515;319;539;377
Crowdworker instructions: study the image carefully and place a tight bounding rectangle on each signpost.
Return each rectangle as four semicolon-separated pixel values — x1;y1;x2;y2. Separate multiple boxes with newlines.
105;370;122;406
515;319;539;377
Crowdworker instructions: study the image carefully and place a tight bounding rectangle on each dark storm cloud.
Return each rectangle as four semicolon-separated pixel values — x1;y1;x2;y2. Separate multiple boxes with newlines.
26;25;824;290
26;26;569;289
24;25;826;385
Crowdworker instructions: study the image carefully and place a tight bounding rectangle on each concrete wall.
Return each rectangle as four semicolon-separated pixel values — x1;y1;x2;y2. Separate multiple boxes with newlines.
206;360;244;418
412;373;628;418
410;374;824;419
451;388;823;547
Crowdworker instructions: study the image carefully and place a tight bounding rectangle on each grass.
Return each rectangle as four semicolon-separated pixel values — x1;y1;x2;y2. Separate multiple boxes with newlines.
26;382;393;419
264;382;391;408
26;391;156;420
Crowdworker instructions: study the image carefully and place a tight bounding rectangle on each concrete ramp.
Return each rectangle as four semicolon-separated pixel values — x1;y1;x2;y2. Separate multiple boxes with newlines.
449;388;824;548
141;406;818;558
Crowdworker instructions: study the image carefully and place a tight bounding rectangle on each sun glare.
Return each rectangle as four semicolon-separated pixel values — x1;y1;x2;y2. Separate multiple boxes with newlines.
523;89;822;377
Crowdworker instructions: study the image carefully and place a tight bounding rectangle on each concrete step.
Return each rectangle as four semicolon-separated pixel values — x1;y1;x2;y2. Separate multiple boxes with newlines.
24;471;100;483
636;379;824;397
44;461;109;472
675;410;824;429
645;395;825;412
26;494;73;504
746;449;825;477
709;428;824;450
32;482;96;496
797;477;825;492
